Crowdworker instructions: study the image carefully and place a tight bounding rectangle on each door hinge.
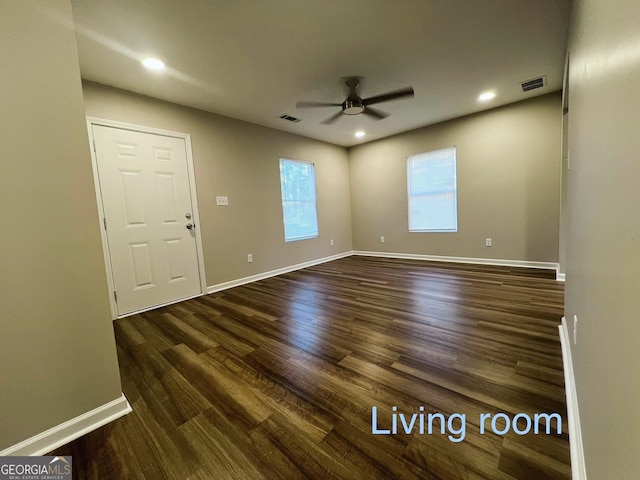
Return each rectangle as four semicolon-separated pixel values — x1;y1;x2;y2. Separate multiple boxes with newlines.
114;291;118;302
103;217;107;230
93;140;96;153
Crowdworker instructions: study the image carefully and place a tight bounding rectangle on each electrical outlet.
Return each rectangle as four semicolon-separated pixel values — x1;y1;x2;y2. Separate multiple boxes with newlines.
216;196;229;206
485;238;492;247
330;239;334;246
380;236;385;243
247;253;253;263
573;315;578;344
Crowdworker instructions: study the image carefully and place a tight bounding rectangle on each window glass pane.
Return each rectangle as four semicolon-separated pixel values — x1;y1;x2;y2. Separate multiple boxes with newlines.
407;147;458;232
279;158;319;241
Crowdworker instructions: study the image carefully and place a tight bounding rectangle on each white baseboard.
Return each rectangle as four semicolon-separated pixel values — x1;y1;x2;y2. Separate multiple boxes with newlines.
557;272;566;282
559;318;587;479
207;251;353;294
207;250;562;294
353;250;560;273
0;393;132;456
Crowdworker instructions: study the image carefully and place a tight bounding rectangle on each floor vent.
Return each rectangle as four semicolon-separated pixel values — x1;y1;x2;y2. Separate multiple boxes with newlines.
520;76;546;92
279;114;301;123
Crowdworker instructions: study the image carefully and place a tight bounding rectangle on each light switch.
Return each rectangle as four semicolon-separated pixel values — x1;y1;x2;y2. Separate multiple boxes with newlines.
216;196;229;206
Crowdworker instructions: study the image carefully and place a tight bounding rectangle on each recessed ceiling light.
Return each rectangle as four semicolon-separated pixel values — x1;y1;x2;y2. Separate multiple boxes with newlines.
355;131;366;138
478;91;496;102
142;58;165;70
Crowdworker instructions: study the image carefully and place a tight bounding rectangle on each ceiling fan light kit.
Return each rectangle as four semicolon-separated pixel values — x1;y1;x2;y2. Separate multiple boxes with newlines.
296;77;415;124
343;98;364;115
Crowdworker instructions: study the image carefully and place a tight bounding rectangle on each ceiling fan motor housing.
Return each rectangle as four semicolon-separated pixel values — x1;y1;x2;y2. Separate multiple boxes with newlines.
343;98;364;115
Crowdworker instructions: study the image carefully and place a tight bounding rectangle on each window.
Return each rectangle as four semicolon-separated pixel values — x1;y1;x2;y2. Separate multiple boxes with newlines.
407;146;458;232
279;158;319;242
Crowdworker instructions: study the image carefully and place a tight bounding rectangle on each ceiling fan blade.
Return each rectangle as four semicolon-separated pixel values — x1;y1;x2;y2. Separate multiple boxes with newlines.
362;86;414;106
321;111;344;125
363;107;389;120
296;100;342;108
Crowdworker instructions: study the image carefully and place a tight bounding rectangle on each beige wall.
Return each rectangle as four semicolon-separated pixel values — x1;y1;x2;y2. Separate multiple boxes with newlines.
349;93;562;263
0;1;123;450
565;0;640;476
82;82;353;287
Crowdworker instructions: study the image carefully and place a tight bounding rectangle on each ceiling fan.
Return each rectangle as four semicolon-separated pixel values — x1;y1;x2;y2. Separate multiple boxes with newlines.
296;77;415;124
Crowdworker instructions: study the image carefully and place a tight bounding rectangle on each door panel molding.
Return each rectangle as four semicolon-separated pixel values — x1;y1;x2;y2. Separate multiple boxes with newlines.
87;117;207;319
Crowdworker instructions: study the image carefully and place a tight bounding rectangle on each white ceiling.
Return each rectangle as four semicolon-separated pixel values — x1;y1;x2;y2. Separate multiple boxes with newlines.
71;0;570;147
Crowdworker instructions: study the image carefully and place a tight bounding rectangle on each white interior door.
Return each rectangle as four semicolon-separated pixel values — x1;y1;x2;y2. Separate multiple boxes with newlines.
92;125;202;316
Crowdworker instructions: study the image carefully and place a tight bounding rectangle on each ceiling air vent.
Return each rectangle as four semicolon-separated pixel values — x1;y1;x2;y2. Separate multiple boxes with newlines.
279;113;301;123
520;76;546;92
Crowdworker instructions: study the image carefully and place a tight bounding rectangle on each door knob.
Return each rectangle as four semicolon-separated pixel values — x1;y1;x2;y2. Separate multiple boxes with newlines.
185;213;192;219
186;223;193;230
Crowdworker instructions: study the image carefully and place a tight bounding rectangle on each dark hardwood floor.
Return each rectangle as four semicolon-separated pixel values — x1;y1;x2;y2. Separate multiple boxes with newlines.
51;256;570;479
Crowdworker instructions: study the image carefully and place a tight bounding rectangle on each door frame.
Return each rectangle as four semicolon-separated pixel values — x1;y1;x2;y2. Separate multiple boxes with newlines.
86;117;207;319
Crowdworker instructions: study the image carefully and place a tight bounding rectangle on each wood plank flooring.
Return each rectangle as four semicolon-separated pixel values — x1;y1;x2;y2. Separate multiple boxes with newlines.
50;256;570;479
